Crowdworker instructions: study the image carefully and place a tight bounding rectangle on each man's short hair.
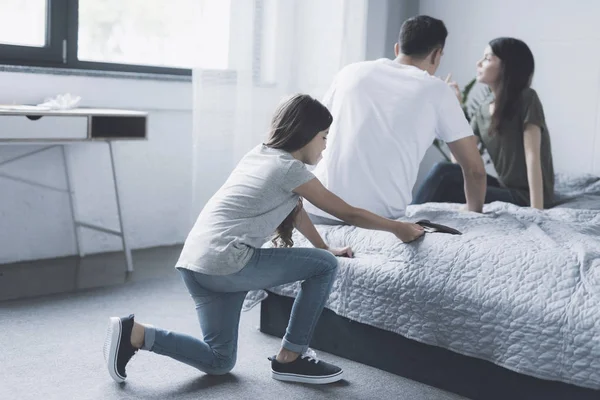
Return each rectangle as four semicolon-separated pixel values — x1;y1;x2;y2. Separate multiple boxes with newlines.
398;15;448;58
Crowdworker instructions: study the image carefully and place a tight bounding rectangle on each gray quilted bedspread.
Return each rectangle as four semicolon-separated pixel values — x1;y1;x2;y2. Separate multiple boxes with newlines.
246;174;600;389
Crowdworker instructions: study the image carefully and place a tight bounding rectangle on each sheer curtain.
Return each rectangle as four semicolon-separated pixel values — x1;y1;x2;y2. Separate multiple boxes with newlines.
191;0;368;220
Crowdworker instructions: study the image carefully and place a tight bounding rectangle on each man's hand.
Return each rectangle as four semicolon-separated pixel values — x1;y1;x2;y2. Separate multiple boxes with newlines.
447;137;487;213
327;246;354;258
393;222;425;243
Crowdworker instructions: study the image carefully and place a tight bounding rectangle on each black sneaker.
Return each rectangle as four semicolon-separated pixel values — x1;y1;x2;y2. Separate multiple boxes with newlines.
103;314;138;383
269;349;344;384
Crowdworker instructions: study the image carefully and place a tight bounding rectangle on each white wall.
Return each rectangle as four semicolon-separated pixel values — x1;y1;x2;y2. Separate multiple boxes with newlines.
366;0;388;61
0;73;193;264
385;0;419;59
420;0;600;176
290;0;368;96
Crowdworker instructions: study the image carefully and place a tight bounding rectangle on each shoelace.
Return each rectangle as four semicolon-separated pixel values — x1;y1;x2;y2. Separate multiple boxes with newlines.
300;348;319;364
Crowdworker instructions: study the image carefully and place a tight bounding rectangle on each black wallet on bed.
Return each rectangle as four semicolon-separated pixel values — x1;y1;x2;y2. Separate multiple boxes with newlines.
416;220;462;235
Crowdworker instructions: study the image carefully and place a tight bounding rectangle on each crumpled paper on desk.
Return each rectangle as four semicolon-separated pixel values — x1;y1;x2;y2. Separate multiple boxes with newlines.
37;93;81;110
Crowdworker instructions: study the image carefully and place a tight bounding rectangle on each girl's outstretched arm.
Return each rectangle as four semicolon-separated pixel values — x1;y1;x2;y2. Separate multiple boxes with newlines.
293;178;424;243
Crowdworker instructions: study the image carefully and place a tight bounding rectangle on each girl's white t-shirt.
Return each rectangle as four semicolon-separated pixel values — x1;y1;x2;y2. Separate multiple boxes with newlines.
177;145;315;275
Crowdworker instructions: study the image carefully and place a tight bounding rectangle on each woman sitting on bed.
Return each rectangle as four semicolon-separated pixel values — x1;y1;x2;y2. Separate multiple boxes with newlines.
413;37;555;209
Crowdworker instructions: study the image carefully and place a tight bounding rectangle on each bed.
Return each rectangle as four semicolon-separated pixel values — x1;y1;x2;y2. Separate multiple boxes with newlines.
245;173;600;399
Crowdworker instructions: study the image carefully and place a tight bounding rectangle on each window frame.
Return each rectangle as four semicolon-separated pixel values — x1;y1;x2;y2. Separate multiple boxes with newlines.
0;0;271;80
0;0;68;66
64;0;191;76
0;0;216;76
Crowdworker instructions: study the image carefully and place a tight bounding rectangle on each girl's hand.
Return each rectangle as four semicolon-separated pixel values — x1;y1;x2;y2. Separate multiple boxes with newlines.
445;73;463;104
327;246;354;258
394;222;425;243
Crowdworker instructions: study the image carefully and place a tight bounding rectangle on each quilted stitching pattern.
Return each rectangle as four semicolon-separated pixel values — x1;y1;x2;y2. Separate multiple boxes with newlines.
261;176;600;389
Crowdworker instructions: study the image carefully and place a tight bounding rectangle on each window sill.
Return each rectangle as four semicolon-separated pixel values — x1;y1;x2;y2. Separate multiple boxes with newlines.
0;64;192;83
0;64;279;90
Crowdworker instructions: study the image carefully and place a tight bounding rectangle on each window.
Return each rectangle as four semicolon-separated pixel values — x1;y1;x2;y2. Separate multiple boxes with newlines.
0;1;66;65
0;0;233;76
78;0;230;70
0;0;47;47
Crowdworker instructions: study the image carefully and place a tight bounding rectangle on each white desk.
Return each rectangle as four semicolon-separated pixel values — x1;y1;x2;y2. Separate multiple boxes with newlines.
0;108;148;272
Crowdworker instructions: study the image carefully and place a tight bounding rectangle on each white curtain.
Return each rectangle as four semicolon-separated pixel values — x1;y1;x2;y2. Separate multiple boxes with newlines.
191;0;368;220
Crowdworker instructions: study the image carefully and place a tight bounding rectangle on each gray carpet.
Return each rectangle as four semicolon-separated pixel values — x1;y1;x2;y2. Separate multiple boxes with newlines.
0;269;467;400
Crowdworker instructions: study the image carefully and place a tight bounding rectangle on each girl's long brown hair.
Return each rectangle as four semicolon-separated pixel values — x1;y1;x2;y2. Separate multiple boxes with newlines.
265;94;332;247
488;37;535;135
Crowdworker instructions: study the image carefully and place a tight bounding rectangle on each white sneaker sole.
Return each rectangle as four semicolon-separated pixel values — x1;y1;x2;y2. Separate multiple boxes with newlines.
271;369;344;384
103;317;126;383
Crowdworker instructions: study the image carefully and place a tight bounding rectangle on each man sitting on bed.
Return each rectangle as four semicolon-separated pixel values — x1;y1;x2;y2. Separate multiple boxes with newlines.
305;15;486;224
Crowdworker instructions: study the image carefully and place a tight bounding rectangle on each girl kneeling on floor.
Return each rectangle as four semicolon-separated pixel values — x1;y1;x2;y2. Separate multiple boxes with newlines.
104;94;424;386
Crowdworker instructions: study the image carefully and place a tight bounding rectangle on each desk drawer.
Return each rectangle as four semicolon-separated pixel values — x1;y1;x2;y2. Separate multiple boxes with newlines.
0;115;88;140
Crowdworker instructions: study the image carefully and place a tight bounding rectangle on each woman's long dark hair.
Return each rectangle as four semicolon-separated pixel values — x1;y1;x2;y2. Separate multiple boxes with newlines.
488;37;535;135
265;94;332;247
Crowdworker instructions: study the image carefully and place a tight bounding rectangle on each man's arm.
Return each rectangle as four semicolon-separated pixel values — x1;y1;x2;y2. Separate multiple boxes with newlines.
450;135;479;163
434;83;486;211
447;136;487;212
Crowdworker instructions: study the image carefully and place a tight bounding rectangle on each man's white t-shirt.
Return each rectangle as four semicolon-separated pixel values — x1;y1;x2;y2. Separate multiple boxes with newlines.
304;58;473;221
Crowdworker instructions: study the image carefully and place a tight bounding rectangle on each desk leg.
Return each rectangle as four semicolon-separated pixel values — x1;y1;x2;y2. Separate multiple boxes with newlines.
61;145;83;258
108;142;134;273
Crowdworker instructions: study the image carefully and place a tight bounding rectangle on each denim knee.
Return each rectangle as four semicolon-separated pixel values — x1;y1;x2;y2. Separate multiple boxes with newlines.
317;249;339;274
431;161;454;176
206;348;237;375
207;360;236;375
